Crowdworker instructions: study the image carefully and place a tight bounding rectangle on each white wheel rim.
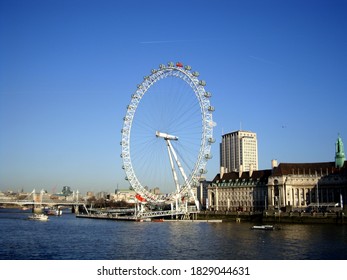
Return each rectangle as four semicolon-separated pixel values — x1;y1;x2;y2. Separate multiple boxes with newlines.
121;62;215;204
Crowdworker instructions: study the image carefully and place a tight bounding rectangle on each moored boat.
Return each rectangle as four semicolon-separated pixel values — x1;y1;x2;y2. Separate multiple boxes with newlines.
136;218;151;222
251;225;274;230
28;214;49;221
44;208;62;216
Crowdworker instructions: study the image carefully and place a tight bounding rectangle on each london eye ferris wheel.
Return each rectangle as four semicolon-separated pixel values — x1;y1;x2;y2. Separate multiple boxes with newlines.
121;62;215;208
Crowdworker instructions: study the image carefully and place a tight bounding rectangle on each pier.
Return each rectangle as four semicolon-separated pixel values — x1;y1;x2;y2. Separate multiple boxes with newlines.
76;212;222;222
76;208;201;222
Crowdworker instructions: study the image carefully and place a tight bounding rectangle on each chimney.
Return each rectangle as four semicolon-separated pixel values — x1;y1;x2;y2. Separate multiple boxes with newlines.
249;164;254;177
271;159;278;169
239;165;243;178
220;166;226;179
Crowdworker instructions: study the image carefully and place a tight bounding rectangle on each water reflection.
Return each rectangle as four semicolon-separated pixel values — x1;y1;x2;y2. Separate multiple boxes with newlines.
0;209;346;260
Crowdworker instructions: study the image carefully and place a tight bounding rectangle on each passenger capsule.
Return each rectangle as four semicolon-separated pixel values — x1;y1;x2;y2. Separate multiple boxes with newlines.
168;62;174;67
208;120;217;127
200;168;207;174
176;62;183;67
184;65;192;70
204;91;212;98
199;80;206;86
208;106;215;112
192;71;200;77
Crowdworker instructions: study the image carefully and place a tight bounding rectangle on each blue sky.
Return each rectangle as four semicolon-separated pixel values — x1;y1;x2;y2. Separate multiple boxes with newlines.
1;0;346;194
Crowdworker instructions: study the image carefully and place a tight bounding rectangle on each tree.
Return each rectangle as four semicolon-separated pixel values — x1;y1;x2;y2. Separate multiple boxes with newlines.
62;186;73;198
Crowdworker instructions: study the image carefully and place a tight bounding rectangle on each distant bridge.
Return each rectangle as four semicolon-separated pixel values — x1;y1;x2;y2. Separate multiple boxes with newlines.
0;199;85;207
0;189;85;211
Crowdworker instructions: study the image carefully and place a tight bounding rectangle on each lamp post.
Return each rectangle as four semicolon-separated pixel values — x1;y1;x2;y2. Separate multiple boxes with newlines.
316;181;320;212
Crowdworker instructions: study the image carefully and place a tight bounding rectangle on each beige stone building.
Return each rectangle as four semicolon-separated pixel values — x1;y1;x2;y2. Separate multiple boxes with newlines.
268;161;345;211
208;135;347;212
208;168;271;212
112;189;136;203
208;161;347;212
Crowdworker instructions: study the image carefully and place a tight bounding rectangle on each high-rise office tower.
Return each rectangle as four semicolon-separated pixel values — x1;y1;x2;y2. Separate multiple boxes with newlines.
220;130;258;173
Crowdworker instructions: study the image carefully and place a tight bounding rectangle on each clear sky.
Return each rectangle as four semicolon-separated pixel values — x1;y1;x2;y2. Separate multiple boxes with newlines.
1;0;346;194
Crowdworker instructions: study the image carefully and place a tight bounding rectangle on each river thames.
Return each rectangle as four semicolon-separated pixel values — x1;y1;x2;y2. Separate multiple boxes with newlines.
0;208;346;260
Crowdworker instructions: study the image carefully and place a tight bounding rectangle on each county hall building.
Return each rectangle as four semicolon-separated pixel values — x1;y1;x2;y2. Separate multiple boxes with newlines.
207;135;347;212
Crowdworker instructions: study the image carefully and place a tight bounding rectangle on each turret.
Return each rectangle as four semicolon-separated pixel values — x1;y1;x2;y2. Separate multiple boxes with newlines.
335;134;346;168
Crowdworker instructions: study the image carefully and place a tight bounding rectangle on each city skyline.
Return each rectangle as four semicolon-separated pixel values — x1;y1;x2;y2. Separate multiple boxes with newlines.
1;0;346;193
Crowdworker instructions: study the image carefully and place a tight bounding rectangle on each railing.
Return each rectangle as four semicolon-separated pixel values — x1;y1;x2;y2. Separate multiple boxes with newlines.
137;210;182;218
137;207;199;219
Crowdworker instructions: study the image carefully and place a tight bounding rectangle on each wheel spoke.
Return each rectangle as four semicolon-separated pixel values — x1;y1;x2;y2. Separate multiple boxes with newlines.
121;62;215;207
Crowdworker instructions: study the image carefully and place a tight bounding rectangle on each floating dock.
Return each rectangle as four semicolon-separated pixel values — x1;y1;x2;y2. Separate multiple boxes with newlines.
75;213;222;223
76;213;137;221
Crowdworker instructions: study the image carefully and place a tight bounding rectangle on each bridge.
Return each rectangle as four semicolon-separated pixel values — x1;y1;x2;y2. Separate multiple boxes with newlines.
0;189;86;213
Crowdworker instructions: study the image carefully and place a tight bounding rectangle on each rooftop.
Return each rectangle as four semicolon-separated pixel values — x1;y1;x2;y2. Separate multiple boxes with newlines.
272;161;347;176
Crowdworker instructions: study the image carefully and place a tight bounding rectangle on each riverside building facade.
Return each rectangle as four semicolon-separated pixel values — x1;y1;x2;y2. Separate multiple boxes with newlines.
208;135;347;212
208;168;271;212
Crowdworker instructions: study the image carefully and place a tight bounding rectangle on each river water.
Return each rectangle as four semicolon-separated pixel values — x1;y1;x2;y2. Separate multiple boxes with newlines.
0;209;346;260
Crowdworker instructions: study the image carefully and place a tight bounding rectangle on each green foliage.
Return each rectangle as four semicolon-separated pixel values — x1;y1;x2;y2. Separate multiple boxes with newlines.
62;186;73;197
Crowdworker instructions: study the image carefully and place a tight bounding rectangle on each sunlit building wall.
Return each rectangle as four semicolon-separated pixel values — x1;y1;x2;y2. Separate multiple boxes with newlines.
220;130;258;173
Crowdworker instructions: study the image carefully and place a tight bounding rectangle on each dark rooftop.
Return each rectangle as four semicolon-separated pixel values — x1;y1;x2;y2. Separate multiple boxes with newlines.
212;169;272;183
212;161;347;183
272;162;346;176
